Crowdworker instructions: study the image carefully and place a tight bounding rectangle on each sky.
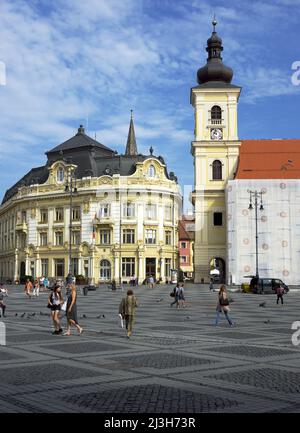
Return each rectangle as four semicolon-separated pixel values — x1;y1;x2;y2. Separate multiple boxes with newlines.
0;0;300;211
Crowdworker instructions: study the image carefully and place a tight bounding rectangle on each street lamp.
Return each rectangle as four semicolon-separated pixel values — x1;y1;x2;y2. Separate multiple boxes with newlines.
65;164;77;281
248;190;264;279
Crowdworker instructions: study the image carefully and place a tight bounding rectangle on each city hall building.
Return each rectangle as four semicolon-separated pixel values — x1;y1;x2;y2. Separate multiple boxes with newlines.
191;19;300;285
0;117;181;284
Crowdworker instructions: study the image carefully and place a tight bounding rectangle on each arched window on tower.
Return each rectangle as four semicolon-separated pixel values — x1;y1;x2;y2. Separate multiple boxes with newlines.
212;160;222;180
211;106;222;124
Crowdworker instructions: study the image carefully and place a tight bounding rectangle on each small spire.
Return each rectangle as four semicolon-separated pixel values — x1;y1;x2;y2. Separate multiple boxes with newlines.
212;14;217;32
125;110;138;156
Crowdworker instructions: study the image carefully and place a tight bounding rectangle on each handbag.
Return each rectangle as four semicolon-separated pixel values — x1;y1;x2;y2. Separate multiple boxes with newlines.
170;291;175;297
219;297;229;306
61;301;67;312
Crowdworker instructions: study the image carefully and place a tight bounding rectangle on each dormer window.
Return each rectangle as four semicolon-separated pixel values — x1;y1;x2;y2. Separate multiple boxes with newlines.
148;165;156;178
56;167;65;183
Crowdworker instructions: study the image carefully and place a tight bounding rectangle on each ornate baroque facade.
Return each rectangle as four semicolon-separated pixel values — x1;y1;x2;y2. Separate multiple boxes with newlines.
0;118;181;284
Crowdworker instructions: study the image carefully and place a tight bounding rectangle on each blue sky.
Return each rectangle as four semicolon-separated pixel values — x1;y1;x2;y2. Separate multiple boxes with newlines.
0;0;300;211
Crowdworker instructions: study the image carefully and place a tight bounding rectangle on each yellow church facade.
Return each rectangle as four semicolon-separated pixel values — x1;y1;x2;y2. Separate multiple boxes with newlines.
191;19;241;283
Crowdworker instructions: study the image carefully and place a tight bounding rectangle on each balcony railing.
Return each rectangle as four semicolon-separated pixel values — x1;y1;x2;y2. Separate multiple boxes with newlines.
209;119;223;125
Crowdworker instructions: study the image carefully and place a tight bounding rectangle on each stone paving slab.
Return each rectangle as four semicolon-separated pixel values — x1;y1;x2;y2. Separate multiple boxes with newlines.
0;284;299;412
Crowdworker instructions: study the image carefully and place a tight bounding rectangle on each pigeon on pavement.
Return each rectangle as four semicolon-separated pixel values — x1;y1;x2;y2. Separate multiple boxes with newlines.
259;302;266;307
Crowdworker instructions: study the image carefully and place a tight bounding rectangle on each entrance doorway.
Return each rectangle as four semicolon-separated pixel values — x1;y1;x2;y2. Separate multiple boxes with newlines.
210;257;226;283
20;261;25;279
146;258;156;280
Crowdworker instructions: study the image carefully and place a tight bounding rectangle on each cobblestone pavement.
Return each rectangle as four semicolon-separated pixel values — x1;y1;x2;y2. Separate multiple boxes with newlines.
0;284;299;413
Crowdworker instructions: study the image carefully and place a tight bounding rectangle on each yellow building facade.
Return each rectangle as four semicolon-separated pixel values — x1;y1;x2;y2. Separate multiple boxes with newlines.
191;20;241;283
0;120;181;285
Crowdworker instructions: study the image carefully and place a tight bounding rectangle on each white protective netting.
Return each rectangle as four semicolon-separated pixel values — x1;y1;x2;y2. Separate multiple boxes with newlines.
226;179;300;285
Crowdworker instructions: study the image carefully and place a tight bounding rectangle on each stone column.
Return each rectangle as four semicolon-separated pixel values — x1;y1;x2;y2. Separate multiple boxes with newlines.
25;254;30;275
160;257;165;281
138;254;143;284
14;250;19;282
114;254;120;282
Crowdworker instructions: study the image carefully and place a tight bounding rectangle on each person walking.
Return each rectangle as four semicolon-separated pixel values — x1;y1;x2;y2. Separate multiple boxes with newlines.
47;285;64;334
276;284;285;305
209;279;214;292
44;277;49;290
178;283;186;308
148;275;155;289
24;279;33;298
214;285;234;327
170;283;180;308
0;283;8;296
111;279;117;291
119;289;138;338
32;278;40;297
0;291;7;317
64;284;83;336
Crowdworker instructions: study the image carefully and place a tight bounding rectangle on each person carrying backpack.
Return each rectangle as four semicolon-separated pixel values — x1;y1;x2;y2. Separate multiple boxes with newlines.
276;284;285;305
170;284;180;308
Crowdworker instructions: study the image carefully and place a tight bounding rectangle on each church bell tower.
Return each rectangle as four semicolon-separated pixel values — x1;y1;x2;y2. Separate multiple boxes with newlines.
191;18;242;284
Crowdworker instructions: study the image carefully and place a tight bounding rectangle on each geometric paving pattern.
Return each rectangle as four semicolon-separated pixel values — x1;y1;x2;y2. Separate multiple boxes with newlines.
0;363;103;386
204;345;297;358
209;368;300;393
0;284;300;412
116;353;214;369
64;384;242;413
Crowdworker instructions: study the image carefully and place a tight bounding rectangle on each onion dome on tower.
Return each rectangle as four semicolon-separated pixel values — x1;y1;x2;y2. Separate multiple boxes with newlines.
197;17;233;85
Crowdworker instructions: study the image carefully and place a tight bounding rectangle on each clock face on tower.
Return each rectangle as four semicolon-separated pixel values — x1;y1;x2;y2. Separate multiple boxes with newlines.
210;128;223;141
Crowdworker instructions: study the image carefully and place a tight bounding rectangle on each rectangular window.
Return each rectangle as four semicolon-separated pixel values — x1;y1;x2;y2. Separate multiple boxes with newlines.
71;231;81;245
122;203;135;218
55;208;64;222
54;259;64;277
39;232;48;246
122;258;135;277
145;204;157;220
21;210;27;222
165;258;171;279
71;258;79;276
164;205;172;221
123;229;135;244
165;231;172;245
40;209;48;223
41;259;49;277
55;231;64;246
181;241;187;249
181;256;187;263
100;230;110;245
145;229;156;244
99;204;110;218
213;212;223;226
72;207;81;221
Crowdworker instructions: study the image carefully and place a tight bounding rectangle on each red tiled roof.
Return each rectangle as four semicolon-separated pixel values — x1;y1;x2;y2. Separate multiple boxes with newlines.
179;216;195;241
236;140;300;179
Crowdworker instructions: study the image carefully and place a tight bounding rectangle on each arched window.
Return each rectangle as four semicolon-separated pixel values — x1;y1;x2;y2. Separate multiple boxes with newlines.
56;167;65;183
211;105;222;120
212;160;222;180
100;260;111;281
148;165;156;178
